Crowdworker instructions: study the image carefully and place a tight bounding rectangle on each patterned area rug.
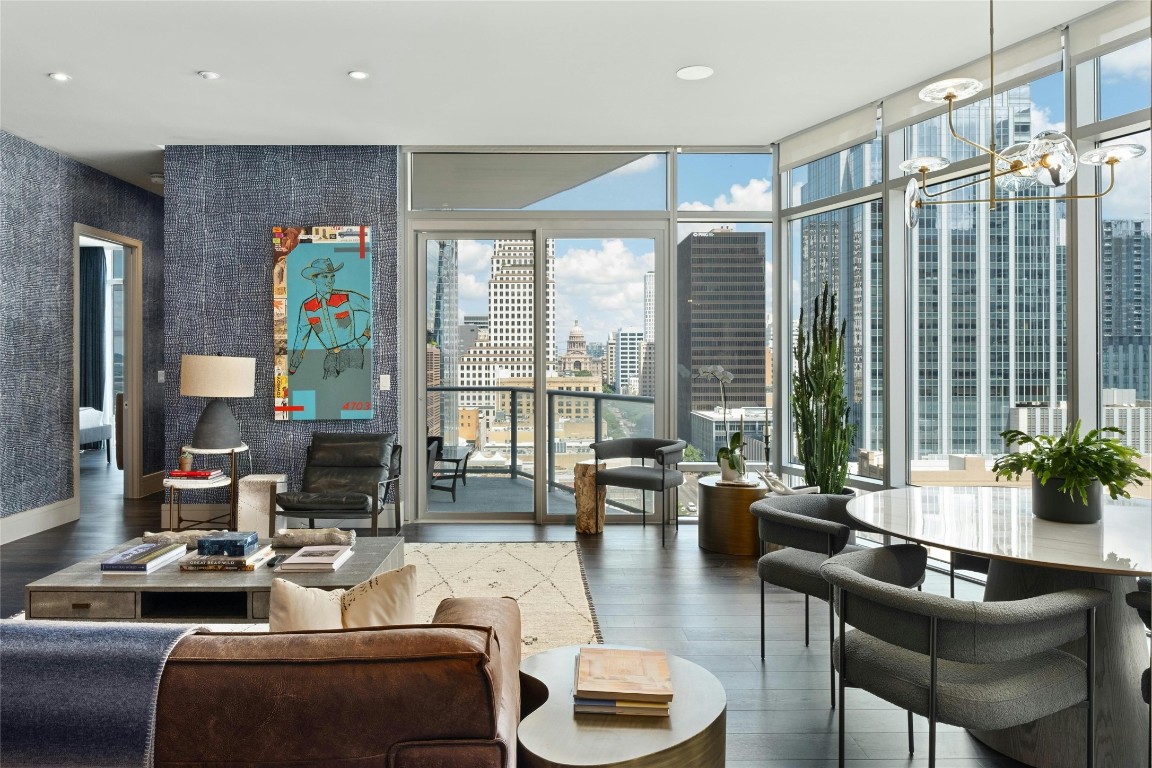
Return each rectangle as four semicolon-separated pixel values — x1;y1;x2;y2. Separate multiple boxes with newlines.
406;541;601;654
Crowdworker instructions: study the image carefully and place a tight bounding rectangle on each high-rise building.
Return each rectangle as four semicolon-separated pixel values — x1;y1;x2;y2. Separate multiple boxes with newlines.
676;228;766;443
428;240;459;445
1101;219;1150;400
457;240;556;416
643;271;655;343
612;328;645;395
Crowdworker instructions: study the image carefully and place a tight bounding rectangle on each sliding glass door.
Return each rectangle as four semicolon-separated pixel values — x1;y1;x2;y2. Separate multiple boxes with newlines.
417;227;667;523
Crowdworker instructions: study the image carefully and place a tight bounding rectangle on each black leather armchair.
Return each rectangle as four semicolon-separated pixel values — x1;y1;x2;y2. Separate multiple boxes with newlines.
273;433;401;536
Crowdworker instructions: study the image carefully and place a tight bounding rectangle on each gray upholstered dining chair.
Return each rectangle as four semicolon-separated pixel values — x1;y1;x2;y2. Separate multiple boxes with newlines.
749;494;927;708
590;438;685;546
1125;577;1150;707
822;545;1109;768
274;433;402;536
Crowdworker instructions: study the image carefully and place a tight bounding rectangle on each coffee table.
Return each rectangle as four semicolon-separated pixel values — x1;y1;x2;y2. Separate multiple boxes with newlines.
24;537;404;623
519;644;726;768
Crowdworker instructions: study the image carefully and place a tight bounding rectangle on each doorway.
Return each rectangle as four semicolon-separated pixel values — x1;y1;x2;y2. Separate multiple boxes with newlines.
73;225;143;500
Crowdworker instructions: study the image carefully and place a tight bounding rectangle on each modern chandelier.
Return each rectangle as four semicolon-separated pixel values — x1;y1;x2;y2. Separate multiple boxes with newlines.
901;0;1146;228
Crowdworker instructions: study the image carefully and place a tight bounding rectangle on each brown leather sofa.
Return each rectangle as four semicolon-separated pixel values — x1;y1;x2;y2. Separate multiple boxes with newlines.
154;596;521;767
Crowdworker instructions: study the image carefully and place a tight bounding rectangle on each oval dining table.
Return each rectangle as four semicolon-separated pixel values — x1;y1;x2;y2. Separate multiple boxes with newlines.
846;485;1150;768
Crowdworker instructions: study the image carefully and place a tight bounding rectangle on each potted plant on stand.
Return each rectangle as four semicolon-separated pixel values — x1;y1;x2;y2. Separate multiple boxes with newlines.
792;283;855;495
698;364;747;483
992;420;1150;523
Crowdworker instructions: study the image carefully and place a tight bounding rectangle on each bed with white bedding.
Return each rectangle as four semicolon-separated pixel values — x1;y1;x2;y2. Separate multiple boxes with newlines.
79;406;112;462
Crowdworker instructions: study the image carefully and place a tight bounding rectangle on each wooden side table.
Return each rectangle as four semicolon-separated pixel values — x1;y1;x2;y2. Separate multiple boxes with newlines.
519;644;726;768
697;474;769;556
163;443;248;531
574;460;606;533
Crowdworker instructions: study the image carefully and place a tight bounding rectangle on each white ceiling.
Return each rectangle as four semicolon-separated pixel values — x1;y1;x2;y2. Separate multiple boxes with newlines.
0;0;1113;193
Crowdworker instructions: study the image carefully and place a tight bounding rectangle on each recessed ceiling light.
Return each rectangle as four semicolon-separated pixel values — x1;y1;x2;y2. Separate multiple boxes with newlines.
197;71;221;80
150;173;165;185
47;72;72;82
676;65;714;81
347;71;370;80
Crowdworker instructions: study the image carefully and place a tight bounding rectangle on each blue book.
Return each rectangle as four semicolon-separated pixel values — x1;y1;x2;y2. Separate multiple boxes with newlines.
197;531;258;557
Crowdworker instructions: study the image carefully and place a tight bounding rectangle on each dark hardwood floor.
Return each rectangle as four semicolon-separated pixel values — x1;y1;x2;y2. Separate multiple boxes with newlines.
2;454;1024;767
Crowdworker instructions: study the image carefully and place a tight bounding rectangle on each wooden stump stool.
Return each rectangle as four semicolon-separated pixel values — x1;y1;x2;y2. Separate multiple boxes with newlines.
575;460;606;534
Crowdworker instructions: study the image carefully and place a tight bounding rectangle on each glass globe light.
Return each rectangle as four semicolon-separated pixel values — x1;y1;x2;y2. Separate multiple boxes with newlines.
905;179;923;228
899;156;951;175
1079;143;1147;165
1027;131;1077;187
918;78;983;104
995;143;1037;193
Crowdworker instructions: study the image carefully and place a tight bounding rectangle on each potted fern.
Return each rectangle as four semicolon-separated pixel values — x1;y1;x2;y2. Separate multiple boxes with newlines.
792;283;855;495
992;420;1150;523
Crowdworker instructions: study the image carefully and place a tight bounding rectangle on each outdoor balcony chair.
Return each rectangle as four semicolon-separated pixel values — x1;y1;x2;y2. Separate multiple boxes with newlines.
822;544;1108;768
749;493;926;709
427;435;469;502
590;438;685;546
949;551;990;597
273;433;401;536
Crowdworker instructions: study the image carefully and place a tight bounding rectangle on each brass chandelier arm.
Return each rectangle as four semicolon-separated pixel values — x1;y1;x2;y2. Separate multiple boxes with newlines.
945;98;1001;159
917;163;1027;199
916;164;1117;207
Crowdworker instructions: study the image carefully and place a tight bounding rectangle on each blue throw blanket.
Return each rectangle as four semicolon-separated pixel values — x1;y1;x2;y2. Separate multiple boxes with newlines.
1;620;199;768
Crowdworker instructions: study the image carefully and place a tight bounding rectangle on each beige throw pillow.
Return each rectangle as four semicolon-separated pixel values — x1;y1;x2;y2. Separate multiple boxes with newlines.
267;564;416;632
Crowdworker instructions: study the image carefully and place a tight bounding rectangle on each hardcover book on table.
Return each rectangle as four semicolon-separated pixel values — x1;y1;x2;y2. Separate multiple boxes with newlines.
179;544;275;571
100;542;187;573
575;648;674;703
572;697;670;716
275;545;353;572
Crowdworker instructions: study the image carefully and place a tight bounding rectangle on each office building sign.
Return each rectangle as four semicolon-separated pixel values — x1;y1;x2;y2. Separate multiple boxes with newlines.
272;226;374;420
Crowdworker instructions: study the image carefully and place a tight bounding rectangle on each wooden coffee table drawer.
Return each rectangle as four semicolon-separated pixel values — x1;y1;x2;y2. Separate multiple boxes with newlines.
29;591;137;619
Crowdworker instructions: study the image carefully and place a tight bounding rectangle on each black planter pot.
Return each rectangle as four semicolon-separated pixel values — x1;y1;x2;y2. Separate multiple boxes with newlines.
1031;476;1101;524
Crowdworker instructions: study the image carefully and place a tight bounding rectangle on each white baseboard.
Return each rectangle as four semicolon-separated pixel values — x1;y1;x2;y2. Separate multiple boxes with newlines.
0;498;80;545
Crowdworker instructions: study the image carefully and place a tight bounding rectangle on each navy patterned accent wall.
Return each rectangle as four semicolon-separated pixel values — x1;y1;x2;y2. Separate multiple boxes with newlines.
0;131;166;518
163;146;399;494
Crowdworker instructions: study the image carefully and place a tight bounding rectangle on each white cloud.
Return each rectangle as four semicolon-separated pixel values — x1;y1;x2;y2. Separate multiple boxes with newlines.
554;239;653;349
1028;102;1064;135
1102;136;1151;222
456;239;493;275
608;154;660;176
678;177;772;211
1101;39;1151;84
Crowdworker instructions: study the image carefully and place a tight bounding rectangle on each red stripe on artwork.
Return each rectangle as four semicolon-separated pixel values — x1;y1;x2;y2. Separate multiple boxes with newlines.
275;405;305;412
360;226;366;259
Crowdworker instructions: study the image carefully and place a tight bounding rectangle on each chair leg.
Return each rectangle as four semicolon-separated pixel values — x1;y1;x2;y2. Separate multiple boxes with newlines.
829;597;837;709
760;579;765;660
641;490;647;528
804;595;810;647
949;552;956;598
837;592;847;768
907;711;914;755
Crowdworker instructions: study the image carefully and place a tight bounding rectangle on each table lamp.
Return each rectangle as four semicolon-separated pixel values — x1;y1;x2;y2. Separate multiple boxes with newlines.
180;354;256;449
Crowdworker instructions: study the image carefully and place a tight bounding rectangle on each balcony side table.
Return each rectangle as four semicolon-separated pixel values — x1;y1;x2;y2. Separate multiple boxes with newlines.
164;443;248;531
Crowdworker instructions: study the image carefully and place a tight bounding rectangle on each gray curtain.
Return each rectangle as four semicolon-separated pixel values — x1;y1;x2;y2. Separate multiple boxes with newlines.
79;246;105;412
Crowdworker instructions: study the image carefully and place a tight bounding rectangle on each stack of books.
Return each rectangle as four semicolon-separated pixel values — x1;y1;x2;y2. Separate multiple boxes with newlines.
275;545;354;572
573;647;674;716
179;543;274;571
166;468;224;483
101;542;187;573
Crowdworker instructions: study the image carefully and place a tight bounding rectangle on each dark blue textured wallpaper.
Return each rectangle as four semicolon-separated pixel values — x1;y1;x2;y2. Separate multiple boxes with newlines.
0;131;166;518
162;146;399;495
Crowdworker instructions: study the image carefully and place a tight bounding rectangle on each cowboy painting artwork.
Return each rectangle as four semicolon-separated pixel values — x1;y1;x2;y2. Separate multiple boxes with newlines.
272;226;373;420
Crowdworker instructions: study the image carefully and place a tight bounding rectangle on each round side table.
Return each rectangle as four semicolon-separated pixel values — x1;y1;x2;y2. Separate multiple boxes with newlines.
697;475;768;556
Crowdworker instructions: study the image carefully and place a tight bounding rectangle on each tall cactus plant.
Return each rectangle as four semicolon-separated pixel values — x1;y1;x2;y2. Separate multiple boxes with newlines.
792;282;855;494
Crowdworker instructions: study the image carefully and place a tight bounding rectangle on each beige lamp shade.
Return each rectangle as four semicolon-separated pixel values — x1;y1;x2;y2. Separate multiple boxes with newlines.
180;355;256;398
